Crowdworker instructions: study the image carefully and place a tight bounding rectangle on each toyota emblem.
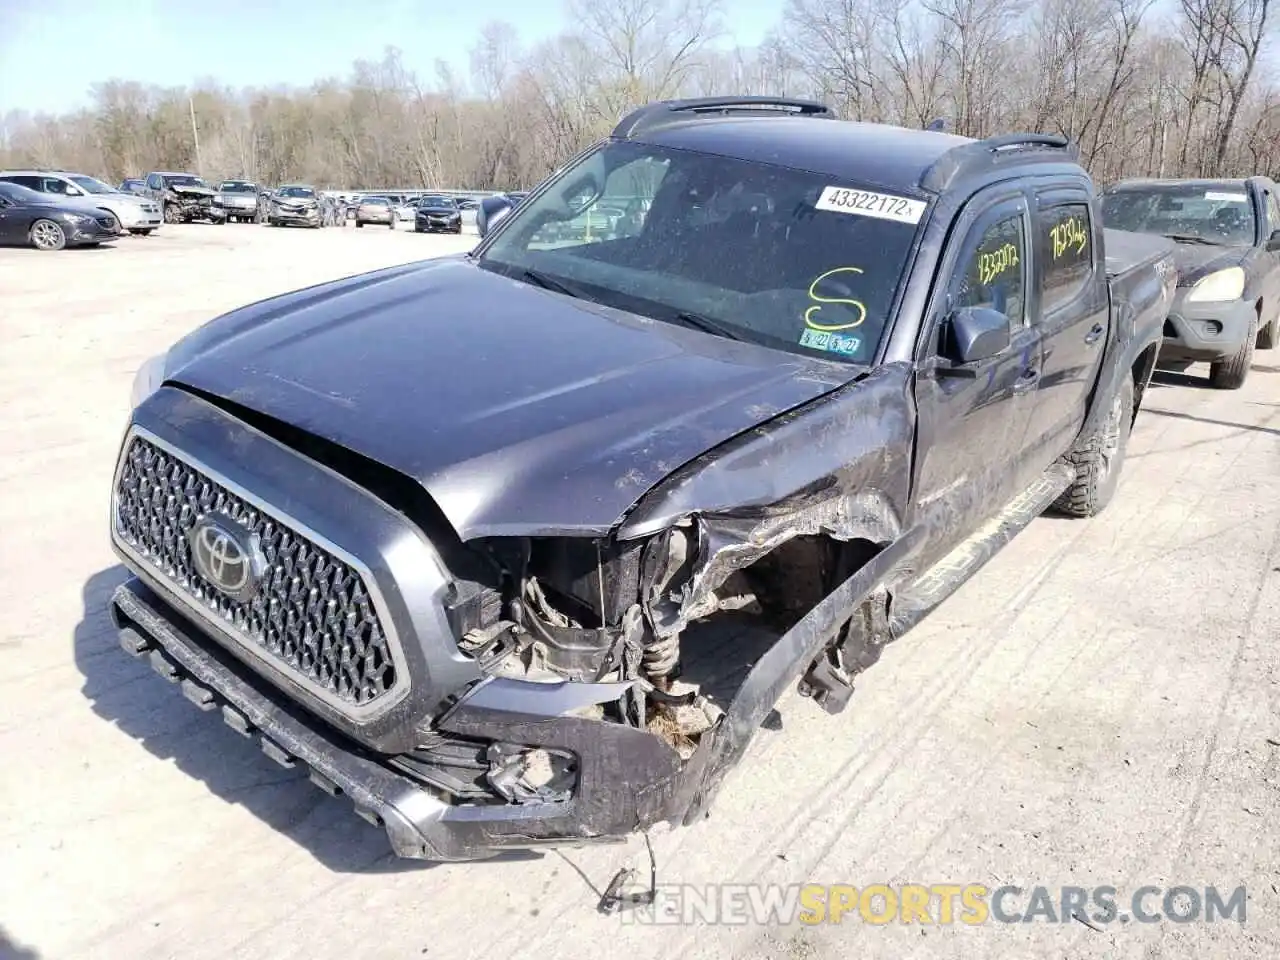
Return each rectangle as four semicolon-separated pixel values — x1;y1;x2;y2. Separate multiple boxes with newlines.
188;514;265;602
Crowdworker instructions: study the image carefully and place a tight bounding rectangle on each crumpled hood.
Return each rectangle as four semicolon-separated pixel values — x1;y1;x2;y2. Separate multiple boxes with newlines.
164;257;856;540
170;184;214;197
1171;242;1250;286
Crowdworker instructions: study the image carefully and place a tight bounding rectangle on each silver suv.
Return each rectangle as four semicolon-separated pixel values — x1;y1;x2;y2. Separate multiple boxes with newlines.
0;170;162;235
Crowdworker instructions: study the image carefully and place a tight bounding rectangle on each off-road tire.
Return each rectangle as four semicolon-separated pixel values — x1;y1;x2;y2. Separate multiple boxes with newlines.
1209;317;1257;389
1053;375;1134;518
1257;309;1279;350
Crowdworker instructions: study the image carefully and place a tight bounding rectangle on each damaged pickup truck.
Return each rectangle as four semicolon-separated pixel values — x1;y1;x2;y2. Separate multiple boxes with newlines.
108;97;1177;862
142;170;227;225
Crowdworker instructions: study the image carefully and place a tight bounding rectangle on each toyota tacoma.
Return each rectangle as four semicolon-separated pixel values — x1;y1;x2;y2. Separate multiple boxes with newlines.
108;97;1177;862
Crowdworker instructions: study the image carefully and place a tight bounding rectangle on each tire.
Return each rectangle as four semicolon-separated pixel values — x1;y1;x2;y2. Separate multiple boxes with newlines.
29;218;67;251
1257;309;1279;350
1053;375;1134;518
1208;317;1257;389
356;221;364;229
162;204;180;224
388;219;395;230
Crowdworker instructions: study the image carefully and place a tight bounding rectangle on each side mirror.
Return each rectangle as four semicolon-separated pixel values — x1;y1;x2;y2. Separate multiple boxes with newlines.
476;194;514;238
1266;229;1280;252
939;305;1011;375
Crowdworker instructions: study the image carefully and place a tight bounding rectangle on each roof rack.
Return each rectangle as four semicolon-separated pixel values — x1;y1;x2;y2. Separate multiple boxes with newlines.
612;96;834;140
920;132;1080;193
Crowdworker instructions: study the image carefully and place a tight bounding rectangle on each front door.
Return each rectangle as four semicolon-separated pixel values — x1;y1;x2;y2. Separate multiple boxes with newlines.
911;189;1043;567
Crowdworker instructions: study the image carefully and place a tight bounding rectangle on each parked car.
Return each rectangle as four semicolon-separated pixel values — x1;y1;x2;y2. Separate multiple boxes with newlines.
141;171;226;224
0;169;162;235
1100;176;1280;388
354;195;395;228
266;184;323;228
0;181;122;250
111;96;1175;863
414;195;463;234
119;178;147;196
216;179;263;223
392;197;418;223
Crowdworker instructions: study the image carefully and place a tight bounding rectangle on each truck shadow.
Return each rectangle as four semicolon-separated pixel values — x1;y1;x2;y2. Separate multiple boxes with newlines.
0;926;42;959
71;566;542;875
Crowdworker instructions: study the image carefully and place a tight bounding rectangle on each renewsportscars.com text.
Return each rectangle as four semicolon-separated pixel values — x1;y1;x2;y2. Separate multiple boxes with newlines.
619;884;1248;926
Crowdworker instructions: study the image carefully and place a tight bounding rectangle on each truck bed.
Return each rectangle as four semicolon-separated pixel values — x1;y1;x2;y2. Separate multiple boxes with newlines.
1103;226;1176;280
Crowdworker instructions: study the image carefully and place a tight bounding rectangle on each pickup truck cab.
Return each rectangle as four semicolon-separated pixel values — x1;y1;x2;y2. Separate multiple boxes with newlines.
1101;176;1280;388
109;97;1176;863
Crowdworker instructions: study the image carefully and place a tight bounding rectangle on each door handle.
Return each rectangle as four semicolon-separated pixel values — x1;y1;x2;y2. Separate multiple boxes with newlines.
1084;322;1105;344
1012;366;1040;393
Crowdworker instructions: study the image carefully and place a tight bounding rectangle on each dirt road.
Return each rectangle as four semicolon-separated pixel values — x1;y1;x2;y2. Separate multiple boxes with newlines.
1;225;1277;960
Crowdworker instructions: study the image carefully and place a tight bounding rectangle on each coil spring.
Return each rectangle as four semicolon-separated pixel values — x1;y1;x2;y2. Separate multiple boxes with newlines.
641;631;679;679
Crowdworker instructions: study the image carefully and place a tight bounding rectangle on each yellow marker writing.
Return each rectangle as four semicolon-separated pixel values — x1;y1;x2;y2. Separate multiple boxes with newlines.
805;266;868;331
1049;217;1087;259
977;243;1019;285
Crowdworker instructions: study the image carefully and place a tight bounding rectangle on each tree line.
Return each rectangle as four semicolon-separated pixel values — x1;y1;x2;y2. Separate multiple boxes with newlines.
0;0;1274;192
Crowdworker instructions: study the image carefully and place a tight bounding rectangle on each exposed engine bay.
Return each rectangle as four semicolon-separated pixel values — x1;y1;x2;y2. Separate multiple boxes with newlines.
165;186;224;224
442;494;889;763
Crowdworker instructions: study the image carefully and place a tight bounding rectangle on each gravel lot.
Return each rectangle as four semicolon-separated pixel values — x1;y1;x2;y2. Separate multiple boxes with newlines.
1;224;1278;960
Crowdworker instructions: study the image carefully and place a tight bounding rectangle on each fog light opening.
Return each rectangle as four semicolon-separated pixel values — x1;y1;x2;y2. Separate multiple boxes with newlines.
485;743;578;804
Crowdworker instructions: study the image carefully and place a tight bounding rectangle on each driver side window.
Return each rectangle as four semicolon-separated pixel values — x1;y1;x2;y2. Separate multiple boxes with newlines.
950;214;1027;327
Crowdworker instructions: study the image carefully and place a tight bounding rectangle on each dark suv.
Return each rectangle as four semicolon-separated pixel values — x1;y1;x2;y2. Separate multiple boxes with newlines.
110;97;1175;863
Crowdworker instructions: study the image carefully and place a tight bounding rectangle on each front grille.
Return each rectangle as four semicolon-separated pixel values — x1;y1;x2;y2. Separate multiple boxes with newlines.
97;215;118;231
113;436;400;708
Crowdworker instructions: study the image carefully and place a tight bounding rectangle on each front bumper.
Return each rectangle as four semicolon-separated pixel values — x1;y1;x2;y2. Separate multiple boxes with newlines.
111;577;686;860
1158;294;1255;364
416;217;462;232
271;206;321;224
69;219;122;244
220;204;259;218
115;207;163;229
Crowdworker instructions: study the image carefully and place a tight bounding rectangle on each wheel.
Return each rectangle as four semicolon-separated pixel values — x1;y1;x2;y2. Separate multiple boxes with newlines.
162;204;180;224
1257;309;1279;350
268;218;279;227
356;221;364;228
29;218;67;251
388;219;395;230
1209;317;1257;389
1053;375;1134;518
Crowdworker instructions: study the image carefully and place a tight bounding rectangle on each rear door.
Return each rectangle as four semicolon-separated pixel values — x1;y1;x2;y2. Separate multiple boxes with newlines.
1022;187;1108;468
911;187;1043;565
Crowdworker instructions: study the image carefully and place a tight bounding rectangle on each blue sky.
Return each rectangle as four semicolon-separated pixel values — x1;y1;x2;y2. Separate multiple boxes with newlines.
0;0;785;116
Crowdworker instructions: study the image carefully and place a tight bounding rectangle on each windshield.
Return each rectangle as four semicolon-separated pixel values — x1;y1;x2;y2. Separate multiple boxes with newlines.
219;181;257;193
69;175;117;195
164;175;207;188
1100;183;1257;246
361;196;389;205
420;196;456;208
0;182;52;204
277;186;316;199
476;140;926;363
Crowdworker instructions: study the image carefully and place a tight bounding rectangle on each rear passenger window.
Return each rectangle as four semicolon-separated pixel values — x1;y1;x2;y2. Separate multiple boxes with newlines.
952;214;1026;326
1041;204;1093;313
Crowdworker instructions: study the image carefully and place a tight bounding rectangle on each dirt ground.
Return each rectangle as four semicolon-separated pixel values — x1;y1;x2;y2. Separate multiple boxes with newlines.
1;223;1277;960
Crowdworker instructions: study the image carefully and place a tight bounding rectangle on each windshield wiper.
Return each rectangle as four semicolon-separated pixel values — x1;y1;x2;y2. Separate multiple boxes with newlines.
1163;233;1220;246
519;268;593;302
669;311;745;342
